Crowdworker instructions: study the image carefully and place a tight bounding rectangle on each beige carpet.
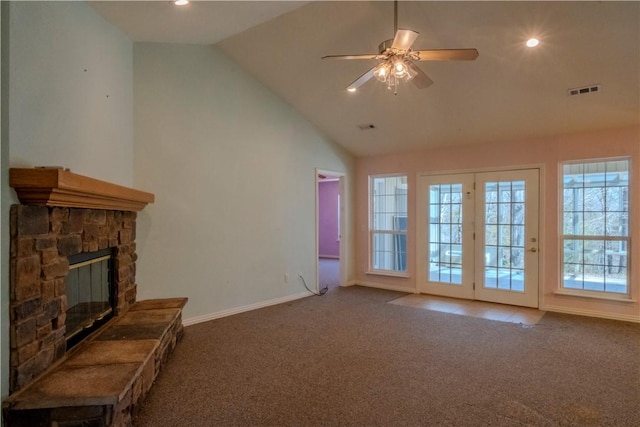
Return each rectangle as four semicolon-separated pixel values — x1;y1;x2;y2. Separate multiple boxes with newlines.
134;286;640;426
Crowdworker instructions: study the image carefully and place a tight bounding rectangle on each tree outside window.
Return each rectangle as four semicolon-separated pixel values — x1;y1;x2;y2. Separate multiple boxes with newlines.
562;159;630;295
370;175;407;273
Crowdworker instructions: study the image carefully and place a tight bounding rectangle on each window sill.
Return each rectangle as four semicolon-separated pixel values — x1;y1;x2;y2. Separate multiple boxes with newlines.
366;270;410;279
554;289;637;303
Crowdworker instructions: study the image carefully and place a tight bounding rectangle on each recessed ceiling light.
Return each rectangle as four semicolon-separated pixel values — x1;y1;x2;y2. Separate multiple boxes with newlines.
526;38;539;48
347;88;357;93
174;0;189;6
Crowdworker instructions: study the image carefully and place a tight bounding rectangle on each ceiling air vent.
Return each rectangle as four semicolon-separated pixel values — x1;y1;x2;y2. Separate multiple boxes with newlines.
568;84;601;96
357;123;376;130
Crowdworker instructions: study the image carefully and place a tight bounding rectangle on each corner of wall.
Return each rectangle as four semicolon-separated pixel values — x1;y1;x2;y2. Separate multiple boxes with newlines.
1;0;10;413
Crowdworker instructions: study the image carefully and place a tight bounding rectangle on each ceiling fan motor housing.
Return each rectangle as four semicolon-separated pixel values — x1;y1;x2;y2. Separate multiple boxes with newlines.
379;39;396;54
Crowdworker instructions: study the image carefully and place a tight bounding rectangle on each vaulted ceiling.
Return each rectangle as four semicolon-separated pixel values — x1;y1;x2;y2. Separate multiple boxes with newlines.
91;1;640;157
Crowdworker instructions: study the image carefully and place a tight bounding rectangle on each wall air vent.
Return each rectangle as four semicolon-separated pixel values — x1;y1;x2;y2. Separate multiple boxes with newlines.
357;123;376;130
568;84;601;96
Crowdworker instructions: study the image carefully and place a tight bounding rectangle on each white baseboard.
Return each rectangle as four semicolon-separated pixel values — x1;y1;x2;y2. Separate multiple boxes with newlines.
542;304;640;323
354;280;417;294
182;291;312;326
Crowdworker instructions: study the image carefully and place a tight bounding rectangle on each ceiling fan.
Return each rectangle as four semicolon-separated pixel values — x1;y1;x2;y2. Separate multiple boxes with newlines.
322;1;479;94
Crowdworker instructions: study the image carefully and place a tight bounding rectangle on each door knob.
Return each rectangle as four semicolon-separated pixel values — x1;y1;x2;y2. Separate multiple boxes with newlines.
529;247;537;253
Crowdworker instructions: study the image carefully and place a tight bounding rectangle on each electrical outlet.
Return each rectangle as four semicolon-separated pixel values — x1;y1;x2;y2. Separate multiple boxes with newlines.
284;273;289;284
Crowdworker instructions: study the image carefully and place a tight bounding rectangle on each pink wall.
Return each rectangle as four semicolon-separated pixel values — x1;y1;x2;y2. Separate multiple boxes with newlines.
355;126;640;321
319;180;340;258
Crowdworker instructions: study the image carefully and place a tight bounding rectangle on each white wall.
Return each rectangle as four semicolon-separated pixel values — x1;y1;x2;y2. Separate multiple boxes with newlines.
7;1;133;187
133;43;355;321
1;1;134;404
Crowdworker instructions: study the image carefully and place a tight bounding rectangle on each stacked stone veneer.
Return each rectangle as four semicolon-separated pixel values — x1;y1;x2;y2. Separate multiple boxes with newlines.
9;205;138;393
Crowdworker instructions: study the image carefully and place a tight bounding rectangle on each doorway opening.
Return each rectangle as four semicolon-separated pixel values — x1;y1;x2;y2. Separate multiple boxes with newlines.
317;169;346;293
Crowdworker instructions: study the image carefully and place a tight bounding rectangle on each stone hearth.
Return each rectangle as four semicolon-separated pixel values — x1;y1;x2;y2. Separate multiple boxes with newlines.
3;298;187;426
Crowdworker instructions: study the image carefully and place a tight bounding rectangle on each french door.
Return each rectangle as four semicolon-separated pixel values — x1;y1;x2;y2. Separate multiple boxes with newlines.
417;169;539;308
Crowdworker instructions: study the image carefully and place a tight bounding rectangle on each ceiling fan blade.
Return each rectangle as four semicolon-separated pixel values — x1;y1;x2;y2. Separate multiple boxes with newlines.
406;62;433;89
322;54;382;60
413;48;479;61
346;66;377;91
391;29;419;51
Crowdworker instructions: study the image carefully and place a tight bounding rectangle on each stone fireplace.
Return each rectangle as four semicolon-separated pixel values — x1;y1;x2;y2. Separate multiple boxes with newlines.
4;168;186;426
9;204;138;392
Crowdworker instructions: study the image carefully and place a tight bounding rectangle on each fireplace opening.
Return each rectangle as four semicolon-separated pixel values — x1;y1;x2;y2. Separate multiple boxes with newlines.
65;248;115;349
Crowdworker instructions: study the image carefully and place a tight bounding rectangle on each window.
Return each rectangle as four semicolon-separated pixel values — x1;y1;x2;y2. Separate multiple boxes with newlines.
562;159;630;295
370;175;407;274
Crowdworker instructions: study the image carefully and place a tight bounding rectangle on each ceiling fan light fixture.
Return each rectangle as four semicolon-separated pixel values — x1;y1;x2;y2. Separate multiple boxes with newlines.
405;61;418;80
393;59;408;78
374;62;391;81
371;58;415;93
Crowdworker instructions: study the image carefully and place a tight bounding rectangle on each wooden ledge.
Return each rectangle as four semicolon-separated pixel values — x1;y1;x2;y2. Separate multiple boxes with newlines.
10;168;154;212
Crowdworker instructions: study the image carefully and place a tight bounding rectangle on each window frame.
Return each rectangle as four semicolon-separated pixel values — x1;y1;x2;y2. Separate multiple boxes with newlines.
368;174;409;277
559;157;632;300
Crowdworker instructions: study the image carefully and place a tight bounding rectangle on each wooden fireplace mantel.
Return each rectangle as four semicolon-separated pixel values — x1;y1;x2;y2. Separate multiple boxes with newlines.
9;168;154;211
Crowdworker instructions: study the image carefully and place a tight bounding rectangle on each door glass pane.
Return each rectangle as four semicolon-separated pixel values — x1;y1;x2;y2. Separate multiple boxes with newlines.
484;180;526;292
428;183;463;284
